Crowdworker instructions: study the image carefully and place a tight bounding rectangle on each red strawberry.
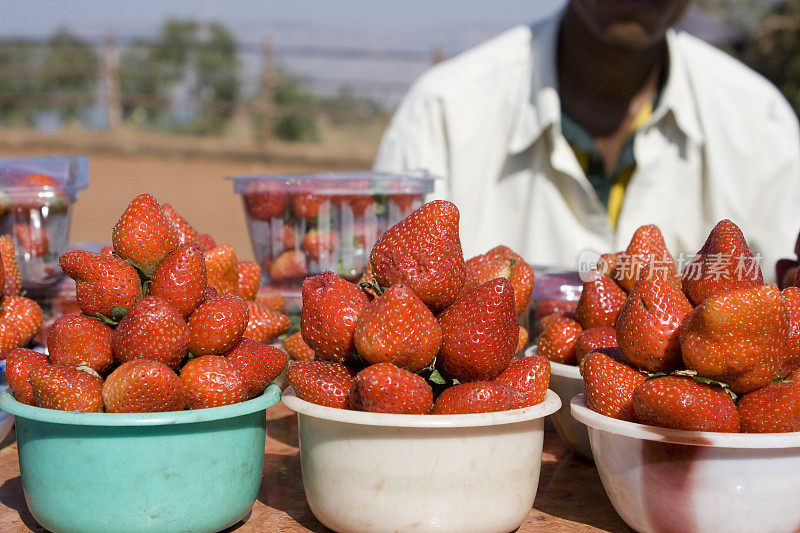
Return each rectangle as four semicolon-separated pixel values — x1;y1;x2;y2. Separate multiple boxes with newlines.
13;222;48;257
102;359;187;413
242;301;291;344
6;348;49;405
334;194;377;217
370;200;466;311
437;278;518;382
290;192;329;221
574;326;618;364
615;264;693;373
244;186;288;220
301;229;339;263
494;355;550;408
237;261;261;301
0;235;21;296
632;376;740;432
284;332;315;361
149;242;207;319
349;363;432;414
301;271;368;363
353;284;441;372
516;326;529;355
9;173;67;210
536;316;583;365
580;350;646;421
188;294;249;356
738;372;800;433
204;244;239;296
196;234;216;251
29;365;104;412
538;310;576;333
575;270;627;330
59;250;141;317
0;295;43;346
161;203;201;246
269;250;307;282
432;382;512;414
180;355;247;409
112;193;179;276
465;245;535;315
782;287;800;372
681;219;763;306
223;339;287;399
47;314;114;374
0;320;22;358
100;246;114;256
680;285;789;394
112;296;189;369
615;225;676;292
286;360;356;409
598;252;621;277
255;288;285;312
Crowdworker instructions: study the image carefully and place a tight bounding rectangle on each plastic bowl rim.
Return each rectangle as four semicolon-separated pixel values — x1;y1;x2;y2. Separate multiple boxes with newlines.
0;384;282;426
0;154;89;195
228;169;437;194
282;387;561;428
571;394;800;448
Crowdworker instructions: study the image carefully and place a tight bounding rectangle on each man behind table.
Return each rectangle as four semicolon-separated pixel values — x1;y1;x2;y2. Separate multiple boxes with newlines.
373;0;800;280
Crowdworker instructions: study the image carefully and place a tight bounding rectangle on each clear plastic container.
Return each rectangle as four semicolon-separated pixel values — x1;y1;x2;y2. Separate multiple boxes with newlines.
231;171;435;288
529;265;583;335
0;155;89;291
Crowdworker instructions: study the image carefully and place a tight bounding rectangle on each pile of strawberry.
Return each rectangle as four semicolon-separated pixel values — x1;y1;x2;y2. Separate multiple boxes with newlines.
541;220;800;433
285;200;550;415
5;193;289;413
0;235;44;355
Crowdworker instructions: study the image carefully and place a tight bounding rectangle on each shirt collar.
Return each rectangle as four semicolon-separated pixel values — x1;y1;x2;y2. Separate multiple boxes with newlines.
507;14;705;155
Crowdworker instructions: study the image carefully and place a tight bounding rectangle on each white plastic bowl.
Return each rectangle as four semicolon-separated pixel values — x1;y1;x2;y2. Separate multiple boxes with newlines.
571;394;800;533
282;387;561;533
525;346;591;460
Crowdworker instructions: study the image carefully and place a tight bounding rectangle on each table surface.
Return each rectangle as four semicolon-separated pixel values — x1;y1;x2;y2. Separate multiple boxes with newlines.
0;404;632;533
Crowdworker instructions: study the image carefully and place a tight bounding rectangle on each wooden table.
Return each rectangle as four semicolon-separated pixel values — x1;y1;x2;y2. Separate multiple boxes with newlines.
0;404;631;532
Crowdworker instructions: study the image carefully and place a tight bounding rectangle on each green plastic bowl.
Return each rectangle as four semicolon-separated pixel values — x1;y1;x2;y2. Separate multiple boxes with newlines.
0;384;281;533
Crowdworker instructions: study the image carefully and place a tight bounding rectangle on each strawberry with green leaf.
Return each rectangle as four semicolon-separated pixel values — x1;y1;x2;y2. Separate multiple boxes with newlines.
59;250;141;318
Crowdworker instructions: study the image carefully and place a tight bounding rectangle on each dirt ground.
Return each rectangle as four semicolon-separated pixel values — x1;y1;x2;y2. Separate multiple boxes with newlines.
0;145;363;261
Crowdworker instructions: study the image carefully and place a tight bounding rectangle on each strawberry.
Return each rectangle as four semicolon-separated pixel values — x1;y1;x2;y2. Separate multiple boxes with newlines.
335;194;377;217
188;294;250;356
290;192;329;221
255;288;285;312
0;319;22;357
277;224;297;251
516;326;529;355
301;271;368;363
358;261;380;299
432;382;512;414
284;332;315;361
598;252;621;277
350;362;432;414
13;222;48;257
161;203;201;246
112;193;179;276
538;311;576;333
59;250;141;317
615;264;693;373
47;314;114;374
100;246;114;256
6;347;49;405
580;350;646;421
0;295;43;346
180;355;248;409
244;186;288;220
112;296;189;369
9;173;67;210
353;284;441;372
149;242;207;319
575;270;627;330
615;225;676;292
681;219;764;306
203;286;219;302
223;338;287;399
680;285;789;394
286;360;356;409
536;316;583;365
102;360;187;413
493;355;550;408
204;244;239;296
29;365;104;412
0;235;21;296
738;372;800;433
242;301;291;344
301;229;339;262
574;326;618;364
237;261;261;301
269;250;307;282
196;234;216;251
632;376;740;432
782;287;800;372
437;278;518;382
370;200;466;311
465;245;535;315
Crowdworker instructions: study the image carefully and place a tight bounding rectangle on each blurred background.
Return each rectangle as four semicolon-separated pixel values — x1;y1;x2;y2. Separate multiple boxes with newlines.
0;0;793;260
